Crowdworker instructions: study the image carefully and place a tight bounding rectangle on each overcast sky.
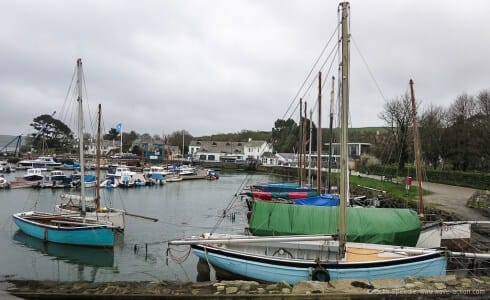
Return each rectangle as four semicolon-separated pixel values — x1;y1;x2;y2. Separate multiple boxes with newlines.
1;0;489;138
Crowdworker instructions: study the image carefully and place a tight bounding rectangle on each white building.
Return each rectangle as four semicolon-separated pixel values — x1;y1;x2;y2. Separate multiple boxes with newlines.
189;139;273;163
189;140;245;162
86;139;120;155
244;139;273;161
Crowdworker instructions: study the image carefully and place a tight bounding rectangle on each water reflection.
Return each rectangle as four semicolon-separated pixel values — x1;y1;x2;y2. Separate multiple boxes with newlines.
13;231;115;268
2;173;277;281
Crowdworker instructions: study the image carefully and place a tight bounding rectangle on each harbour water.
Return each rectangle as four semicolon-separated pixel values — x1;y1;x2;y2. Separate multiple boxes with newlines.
0;171;277;282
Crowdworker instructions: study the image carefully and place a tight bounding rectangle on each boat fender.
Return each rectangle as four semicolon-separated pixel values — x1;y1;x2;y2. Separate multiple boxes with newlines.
312;266;330;282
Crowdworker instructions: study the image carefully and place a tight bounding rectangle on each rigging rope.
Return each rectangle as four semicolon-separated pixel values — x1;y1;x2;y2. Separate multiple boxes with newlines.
287;40;340;123
351;36;387;103
210;173;253;234
280;23;340;121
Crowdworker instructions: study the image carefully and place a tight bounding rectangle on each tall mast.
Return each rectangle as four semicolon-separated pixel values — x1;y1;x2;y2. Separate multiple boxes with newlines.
302;102;307;187
308;109;313;186
409;79;424;217
95;103;102;209
327;76;335;193
120;125;123;156
76;58;86;215
316;72;322;193
299;98;303;185
338;1;350;259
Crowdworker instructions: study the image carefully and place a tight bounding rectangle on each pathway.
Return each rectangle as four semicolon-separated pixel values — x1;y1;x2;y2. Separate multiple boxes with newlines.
358;173;489;221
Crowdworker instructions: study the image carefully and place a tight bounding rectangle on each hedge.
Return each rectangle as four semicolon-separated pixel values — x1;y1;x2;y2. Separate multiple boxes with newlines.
356;165;490;190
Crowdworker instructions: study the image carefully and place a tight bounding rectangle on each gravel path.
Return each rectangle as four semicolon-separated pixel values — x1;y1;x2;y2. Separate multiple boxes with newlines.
359;173;489;221
422;182;488;221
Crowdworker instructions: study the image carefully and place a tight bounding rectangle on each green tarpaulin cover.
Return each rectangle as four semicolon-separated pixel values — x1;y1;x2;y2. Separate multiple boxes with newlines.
248;201;421;247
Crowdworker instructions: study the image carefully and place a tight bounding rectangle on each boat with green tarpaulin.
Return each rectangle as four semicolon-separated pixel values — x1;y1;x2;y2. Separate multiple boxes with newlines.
248;201;421;247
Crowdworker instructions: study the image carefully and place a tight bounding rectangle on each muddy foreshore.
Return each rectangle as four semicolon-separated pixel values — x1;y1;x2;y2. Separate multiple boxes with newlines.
1;275;489;299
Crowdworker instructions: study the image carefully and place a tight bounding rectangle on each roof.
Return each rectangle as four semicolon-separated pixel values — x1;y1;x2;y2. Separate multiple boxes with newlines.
244;140;268;148
189;140;244;154
275;153;297;160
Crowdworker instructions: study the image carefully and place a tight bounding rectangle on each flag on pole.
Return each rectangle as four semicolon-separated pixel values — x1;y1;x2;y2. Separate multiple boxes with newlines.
115;123;122;133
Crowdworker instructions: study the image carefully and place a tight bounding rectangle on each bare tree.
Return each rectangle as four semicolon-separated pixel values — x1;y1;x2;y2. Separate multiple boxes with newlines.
378;93;413;171
168;130;193;157
476;89;490;117
446;93;477;123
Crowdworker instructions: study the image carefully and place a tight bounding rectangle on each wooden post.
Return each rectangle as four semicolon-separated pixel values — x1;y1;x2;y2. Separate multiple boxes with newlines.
409;79;424;217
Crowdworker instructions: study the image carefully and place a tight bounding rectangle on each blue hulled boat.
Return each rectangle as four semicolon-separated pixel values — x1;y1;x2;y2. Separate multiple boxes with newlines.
13;211;114;247
13;59;114;248
189;233;446;284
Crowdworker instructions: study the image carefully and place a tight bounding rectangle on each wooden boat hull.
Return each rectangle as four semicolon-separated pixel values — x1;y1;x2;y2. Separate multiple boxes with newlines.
13;212;114;247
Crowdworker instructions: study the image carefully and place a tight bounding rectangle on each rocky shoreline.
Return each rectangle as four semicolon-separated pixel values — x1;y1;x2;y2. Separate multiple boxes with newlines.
1;275;488;299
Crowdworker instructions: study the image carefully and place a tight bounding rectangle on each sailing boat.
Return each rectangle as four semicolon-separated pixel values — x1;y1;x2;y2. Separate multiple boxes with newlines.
169;2;448;283
55;104;125;230
13;58;114;247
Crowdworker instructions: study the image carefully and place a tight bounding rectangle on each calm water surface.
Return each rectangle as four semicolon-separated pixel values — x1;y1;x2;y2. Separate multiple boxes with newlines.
0;171;277;282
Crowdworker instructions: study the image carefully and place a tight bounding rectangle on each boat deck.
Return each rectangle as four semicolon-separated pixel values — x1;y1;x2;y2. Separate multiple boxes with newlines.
346;247;406;262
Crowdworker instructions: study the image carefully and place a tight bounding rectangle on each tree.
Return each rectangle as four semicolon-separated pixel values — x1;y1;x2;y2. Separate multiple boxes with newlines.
30;114;74;153
104;128;119;140
168;130;193;157
378;93;413;171
123;131;139;153
271;118;299;153
419;105;445;168
442;93;478;171
475;90;490;170
131;144;143;156
140;133;152;142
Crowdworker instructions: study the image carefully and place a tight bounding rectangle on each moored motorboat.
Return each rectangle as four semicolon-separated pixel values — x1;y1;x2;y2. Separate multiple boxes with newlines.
166;175;183;182
17;156;62;170
23;168;46;181
0;175;10;189
0;160;14;173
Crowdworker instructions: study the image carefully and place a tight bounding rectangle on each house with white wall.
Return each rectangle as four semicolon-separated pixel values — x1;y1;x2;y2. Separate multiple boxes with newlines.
244;139;273;160
189;140;245;162
86;139;120;155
